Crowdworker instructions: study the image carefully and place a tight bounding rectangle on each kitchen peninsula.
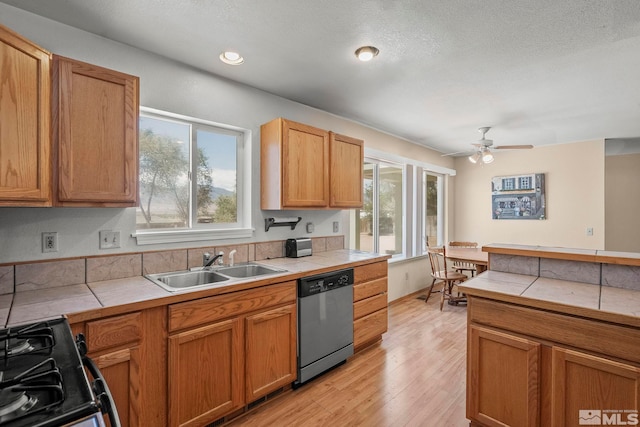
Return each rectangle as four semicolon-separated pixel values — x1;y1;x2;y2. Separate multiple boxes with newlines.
460;244;640;427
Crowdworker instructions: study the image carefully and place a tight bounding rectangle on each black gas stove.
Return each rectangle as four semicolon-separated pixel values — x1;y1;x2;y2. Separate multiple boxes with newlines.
0;318;117;427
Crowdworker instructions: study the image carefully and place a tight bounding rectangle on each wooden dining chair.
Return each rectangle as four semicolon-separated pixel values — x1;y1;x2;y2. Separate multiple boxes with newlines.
448;241;479;277
426;246;468;310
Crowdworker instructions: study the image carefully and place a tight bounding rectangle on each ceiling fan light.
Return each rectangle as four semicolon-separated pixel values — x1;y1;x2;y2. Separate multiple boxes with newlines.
482;151;494;163
468;152;481;164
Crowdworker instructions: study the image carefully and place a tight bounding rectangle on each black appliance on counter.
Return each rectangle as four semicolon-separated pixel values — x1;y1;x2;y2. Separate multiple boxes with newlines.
285;238;312;258
0;318;119;427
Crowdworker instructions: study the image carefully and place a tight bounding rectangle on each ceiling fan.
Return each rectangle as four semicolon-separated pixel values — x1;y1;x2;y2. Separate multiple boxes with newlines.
444;127;534;164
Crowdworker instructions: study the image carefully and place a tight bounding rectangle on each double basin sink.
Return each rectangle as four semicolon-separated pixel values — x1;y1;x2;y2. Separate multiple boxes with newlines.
145;263;288;292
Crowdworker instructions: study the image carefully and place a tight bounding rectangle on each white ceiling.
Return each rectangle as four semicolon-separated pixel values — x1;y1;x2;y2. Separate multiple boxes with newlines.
3;0;640;155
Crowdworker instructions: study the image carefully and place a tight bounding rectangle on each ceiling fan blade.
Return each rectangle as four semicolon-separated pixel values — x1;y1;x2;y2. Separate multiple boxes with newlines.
493;145;534;150
441;150;474;157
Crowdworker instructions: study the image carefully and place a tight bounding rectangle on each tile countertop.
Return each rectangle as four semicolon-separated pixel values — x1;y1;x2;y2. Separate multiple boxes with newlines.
459;270;640;328
5;249;390;327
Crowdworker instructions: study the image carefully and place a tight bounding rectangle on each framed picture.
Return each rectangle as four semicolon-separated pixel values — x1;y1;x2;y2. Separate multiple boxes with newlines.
491;173;546;220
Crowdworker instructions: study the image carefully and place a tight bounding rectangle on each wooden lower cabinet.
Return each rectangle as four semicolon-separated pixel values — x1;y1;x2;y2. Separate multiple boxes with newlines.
71;307;167;427
467;298;640;427
167;281;297;426
551;347;640;427
467;325;540;427
168;302;297;427
353;261;388;351
168;318;244;427
94;347;141;427
245;303;297;402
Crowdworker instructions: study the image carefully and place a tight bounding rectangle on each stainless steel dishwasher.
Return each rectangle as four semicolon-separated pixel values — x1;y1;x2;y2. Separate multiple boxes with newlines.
295;268;354;386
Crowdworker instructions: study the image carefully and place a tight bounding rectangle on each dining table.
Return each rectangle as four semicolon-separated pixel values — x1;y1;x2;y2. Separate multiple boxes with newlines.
445;246;489;274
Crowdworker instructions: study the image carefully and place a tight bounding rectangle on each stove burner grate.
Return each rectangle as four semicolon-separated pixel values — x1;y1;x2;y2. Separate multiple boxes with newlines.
0;322;55;365
0;357;65;424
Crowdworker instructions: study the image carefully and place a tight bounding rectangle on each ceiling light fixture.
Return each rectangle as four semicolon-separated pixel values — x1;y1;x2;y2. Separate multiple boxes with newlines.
219;51;244;65
482;149;494;164
468;148;494;164
355;46;379;61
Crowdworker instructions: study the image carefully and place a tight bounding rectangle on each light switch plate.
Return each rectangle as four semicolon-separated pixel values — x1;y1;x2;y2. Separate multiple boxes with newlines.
100;230;121;249
333;221;339;233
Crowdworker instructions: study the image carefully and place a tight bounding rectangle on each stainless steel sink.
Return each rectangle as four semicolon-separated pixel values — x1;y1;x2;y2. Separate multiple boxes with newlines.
145;263;287;292
215;263;286;278
146;270;230;292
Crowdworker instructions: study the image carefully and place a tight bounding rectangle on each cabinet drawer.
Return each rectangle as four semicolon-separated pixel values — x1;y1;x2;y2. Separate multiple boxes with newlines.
469;297;640;365
86;312;142;352
354;308;387;349
354;262;387;284
354;293;387;320
169;281;296;332
354;277;387;302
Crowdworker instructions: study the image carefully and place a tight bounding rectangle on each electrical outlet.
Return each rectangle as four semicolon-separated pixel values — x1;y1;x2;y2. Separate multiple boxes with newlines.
586;227;594;236
99;230;121;249
306;222;314;233
42;232;58;253
333;221;339;233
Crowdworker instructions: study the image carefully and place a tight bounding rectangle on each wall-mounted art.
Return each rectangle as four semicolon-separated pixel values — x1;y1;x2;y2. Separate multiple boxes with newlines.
491;173;546;219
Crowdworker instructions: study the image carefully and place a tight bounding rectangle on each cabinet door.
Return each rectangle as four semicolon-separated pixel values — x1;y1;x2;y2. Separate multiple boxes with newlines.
282;120;329;207
95;347;141;427
53;55;139;206
329;132;363;208
468;325;540;427
0;25;51;206
245;304;297;401
551;347;640;427
168;319;244;427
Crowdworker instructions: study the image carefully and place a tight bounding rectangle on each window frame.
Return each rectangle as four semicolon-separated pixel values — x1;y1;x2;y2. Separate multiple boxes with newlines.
134;107;252;245
350;148;455;262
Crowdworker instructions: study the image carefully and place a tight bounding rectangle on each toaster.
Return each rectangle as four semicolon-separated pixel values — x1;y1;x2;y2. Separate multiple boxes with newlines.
285;238;312;258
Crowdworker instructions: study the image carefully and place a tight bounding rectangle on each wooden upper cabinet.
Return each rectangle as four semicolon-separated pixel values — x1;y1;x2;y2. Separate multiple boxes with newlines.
329;132;363;208
261;118;329;209
52;55;139;206
0;24;51;206
261;118;364;210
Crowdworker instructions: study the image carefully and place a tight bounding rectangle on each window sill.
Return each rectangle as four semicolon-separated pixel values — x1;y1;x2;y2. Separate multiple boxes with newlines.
133;228;253;245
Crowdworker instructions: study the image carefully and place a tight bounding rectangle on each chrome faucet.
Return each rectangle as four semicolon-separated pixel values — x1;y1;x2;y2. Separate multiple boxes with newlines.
203;251;224;267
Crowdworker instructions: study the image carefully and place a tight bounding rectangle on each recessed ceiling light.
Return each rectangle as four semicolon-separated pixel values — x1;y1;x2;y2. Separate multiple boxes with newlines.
355;46;379;62
220;51;244;65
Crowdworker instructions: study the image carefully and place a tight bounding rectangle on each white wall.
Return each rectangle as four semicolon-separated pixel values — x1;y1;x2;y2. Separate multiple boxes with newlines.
453;140;605;249
0;0;454;310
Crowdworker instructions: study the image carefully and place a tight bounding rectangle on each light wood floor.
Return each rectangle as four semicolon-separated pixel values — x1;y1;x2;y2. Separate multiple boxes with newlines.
226;293;469;427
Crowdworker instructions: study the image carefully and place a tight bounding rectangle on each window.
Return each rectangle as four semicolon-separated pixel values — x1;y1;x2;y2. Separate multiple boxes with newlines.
349;149;450;261
519;176;531;189
423;171;443;249
353;159;404;257
502;178;515;190
135;108;250;244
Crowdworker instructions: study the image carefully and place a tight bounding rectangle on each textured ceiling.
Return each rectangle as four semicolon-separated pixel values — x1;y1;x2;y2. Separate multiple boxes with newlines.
3;0;640;155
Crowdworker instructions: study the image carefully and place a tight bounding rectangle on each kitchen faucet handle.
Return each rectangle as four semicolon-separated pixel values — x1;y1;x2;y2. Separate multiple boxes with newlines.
217;251;224;265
